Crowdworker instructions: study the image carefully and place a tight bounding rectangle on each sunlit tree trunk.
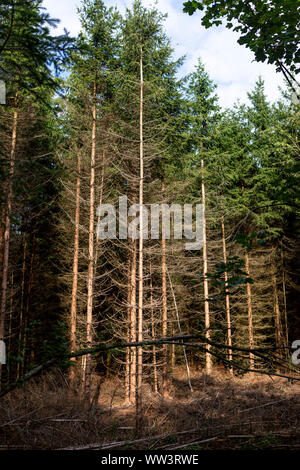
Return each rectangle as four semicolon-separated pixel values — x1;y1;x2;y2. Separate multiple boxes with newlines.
201;159;212;374
272;267;283;352
149;261;158;394
130;236;137;403
161;179;168;396
125;256;131;403
128;180;137;404
221;215;233;374
94;149;105;270
136;49;144;420
69;151;81;383
85;82;97;397
171;324;176;370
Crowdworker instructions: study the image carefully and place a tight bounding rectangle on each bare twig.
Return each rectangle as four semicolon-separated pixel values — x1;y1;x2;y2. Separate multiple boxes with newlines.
238;397;293;413
164;436;218;450
1;333;299;399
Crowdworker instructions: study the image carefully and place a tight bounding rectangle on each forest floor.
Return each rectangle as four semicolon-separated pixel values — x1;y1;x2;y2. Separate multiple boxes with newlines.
1;366;300;450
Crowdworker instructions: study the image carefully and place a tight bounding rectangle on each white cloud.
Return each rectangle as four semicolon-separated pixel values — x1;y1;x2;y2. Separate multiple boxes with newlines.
43;0;81;36
43;0;287;108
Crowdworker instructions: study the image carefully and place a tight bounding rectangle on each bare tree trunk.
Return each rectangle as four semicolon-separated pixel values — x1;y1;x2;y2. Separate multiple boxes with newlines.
94;149;105;270
245;250;254;369
85;83;97;397
149;261;158;394
69;151;81;383
136;49;144;425
125;257;131;404
201;160;212;374
161;179;168;397
272;268;282;352
17;237;27;380
0;107;18;383
221;216;233;374
128;179;137;404
0;209;5;290
7;272;13;383
130;236;137;403
22;237;35;375
281;247;289;349
171;324;176;370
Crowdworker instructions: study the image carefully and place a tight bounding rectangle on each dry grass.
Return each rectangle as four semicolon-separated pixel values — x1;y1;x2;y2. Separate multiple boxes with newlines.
1;366;300;450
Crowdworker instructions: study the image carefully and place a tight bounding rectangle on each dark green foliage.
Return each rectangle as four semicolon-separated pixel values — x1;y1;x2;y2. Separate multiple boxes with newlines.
0;0;74;96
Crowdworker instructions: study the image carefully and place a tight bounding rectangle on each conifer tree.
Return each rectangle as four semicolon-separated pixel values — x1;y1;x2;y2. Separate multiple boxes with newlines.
185;59;219;373
60;0;120;393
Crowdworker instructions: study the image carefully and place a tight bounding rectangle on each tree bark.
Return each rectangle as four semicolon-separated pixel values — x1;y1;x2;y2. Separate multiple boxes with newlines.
221;215;233;374
94;149;105;271
129;181;137;404
149;261;158;394
201;160;212;374
7;272;13;383
17;236;27;380
125;256;131;403
85;82;97;397
161;179;168;396
130;236;137;403
69;151;81;383
23;236;35;375
272;268;282;352
0;209;5;292
0;107;18;383
281;246;289;349
136;48;144;429
245;250;254;369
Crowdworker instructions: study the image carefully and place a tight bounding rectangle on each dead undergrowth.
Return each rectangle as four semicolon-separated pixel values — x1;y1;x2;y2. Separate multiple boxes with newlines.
0;366;299;450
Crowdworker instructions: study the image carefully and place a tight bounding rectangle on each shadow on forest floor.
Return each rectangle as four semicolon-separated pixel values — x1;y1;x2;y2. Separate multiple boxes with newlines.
0;366;299;450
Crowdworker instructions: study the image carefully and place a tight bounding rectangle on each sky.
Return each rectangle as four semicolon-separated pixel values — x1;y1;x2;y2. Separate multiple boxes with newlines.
43;0;286;109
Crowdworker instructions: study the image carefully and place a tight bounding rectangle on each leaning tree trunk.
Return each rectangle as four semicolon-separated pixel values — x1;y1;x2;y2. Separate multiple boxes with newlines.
221;215;233;374
0;107;18;384
85;83;97;397
201;159;212;374
69;151;81;383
